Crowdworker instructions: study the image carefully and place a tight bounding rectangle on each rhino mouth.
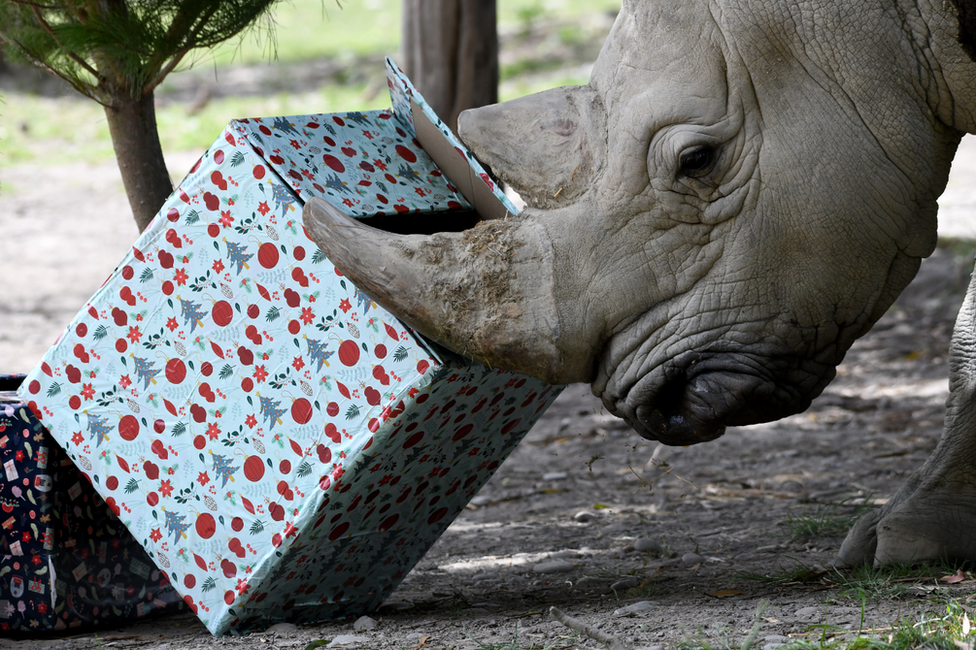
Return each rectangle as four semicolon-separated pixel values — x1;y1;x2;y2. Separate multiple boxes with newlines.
626;350;820;446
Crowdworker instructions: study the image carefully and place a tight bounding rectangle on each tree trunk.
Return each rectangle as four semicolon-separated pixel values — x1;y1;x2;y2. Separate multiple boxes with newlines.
103;92;173;232
401;0;498;132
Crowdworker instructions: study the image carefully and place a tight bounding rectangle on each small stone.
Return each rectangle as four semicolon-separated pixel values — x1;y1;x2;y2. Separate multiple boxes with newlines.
610;577;639;591
327;634;369;647
543;472;568;481
795;606;820;620
633;538;662;553
470;496;491;507
472;572;497;581
764;635;791;650
377;601;411;614
533;560;575;574
574;511;597;523
551;550;579;559
265;622;299;635
575;576;611;592
613;600;657;617
353;616;377;632
681;552;705;565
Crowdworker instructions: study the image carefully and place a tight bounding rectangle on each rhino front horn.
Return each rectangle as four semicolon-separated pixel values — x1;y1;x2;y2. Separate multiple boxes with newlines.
302;198;570;383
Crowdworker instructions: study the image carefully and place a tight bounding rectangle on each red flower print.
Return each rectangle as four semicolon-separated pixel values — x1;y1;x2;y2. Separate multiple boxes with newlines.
373;159;387;171
220;210;234;227
71;431;84;446
414;187;428;197
362;130;374;140
258;201;270;216
300;307;315;325
159;479;174;497
212;259;225;274
290;139;301;149
338;298;352;313
342;198;355;207
206;422;221;440
150;528;162;543
253;365;268;383
15;450;24;462
236;578;250;595
197;471;210;486
174;268;189;286
245;414;257;429
166;317;179;332
119;374;132;389
127;325;142;343
301;168;314;180
81;383;95;401
292;356;305;372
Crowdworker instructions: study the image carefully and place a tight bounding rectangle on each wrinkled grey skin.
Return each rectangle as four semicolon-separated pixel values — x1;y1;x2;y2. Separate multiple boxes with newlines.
304;0;976;565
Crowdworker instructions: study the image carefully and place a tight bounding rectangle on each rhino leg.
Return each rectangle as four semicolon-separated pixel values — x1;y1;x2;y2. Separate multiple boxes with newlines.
839;261;976;566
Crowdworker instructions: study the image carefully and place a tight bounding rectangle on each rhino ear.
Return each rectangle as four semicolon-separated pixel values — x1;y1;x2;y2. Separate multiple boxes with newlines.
458;86;605;209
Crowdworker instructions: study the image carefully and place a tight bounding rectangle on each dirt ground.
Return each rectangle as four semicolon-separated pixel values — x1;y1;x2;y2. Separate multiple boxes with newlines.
3;46;976;650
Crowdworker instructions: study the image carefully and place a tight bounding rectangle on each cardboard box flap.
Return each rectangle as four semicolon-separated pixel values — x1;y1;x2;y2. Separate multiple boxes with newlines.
231;112;473;220
409;100;510;221
385;57;520;219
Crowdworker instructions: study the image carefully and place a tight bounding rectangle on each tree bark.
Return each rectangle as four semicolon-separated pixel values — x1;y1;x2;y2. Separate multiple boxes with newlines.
401;0;498;132
103;92;173;232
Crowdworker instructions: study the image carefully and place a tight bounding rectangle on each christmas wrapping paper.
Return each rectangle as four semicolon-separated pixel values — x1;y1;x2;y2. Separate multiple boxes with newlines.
18;63;562;635
0;376;183;634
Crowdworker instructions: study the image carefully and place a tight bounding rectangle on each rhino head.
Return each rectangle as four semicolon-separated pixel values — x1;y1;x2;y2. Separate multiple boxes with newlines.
305;0;975;445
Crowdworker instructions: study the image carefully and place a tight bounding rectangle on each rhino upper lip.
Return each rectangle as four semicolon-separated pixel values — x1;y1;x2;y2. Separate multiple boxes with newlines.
630;349;798;446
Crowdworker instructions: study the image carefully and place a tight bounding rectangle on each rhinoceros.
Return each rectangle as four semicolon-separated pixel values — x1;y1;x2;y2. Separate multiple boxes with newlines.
304;0;976;567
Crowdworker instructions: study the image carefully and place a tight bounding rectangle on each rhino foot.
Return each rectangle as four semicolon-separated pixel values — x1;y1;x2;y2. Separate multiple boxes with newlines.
839;468;976;566
840;259;976;567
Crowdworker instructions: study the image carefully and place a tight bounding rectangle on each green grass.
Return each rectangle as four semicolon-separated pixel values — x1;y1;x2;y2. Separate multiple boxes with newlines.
831;562;964;601
0;80;391;168
782;498;872;541
740;560;828;586
202;0;622;67
775;602;974;650
675;600;976;650
0;0;614;169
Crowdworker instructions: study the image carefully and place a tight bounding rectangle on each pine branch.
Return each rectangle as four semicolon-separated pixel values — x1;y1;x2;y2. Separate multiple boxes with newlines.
144;3;219;95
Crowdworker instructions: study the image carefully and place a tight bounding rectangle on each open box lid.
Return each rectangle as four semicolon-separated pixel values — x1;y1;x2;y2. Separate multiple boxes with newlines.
229;58;518;224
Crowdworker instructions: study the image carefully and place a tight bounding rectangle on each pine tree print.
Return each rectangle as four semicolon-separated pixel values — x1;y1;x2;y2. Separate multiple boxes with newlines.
257;393;287;431
344;112;371;127
305;338;334;372
353;287;375;315
178;297;207;333
86;413;112;447
323;173;351;195
163;509;191;545
209;452;240;487
271;182;298;216
224;240;253;275
271;116;300;137
132;355;161;389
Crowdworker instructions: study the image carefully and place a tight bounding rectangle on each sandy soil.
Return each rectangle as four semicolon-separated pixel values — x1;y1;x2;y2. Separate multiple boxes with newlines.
0;58;975;650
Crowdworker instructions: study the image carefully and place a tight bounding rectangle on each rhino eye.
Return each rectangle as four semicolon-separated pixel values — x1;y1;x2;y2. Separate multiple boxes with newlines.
678;145;716;178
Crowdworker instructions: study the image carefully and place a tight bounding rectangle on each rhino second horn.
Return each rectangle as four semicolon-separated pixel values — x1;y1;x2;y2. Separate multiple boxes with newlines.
302;198;570;383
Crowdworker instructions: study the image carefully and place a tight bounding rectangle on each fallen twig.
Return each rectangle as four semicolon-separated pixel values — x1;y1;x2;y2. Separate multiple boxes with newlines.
549;606;629;650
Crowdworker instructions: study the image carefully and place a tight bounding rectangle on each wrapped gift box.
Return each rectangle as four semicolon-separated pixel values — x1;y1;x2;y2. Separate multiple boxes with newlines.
18;60;561;635
0;375;183;634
